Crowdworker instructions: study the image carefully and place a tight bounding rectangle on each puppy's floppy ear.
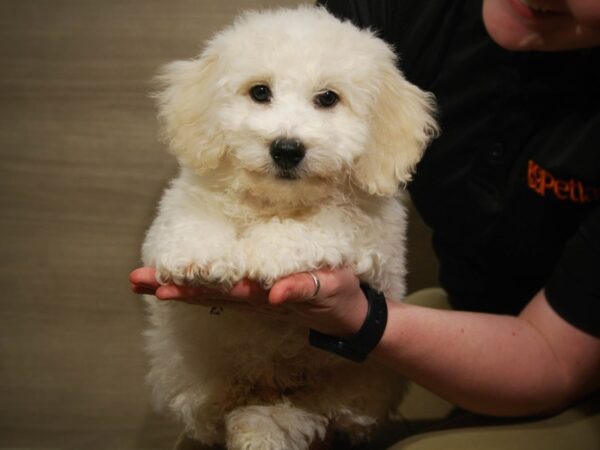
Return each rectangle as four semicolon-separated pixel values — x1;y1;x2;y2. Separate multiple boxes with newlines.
352;61;438;196
153;52;225;172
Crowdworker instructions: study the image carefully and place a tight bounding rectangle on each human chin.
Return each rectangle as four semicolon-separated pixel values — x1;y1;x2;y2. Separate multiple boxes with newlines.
482;0;553;50
482;0;600;50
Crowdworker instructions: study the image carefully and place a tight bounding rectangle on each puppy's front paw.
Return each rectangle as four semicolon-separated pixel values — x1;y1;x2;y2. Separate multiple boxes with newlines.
155;256;241;290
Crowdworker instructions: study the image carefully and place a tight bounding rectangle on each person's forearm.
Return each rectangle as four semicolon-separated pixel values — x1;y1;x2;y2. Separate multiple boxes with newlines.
372;300;573;416
132;266;598;416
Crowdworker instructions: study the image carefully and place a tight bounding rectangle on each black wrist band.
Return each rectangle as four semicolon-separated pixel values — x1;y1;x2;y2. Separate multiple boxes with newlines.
308;283;387;362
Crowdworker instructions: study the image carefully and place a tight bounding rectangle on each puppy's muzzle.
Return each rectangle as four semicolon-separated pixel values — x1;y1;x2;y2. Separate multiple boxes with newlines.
270;137;305;171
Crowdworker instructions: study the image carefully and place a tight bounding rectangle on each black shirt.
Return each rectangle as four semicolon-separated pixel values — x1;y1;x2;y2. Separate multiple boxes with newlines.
318;0;600;337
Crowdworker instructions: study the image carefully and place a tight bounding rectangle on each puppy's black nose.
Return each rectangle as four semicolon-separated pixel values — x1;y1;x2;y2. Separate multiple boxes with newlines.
270;137;306;170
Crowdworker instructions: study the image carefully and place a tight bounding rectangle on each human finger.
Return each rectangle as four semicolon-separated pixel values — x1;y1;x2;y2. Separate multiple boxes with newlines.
155;283;290;318
131;284;157;295
229;278;270;304
154;279;268;305
154;284;239;310
269;267;358;305
129;267;161;289
155;283;199;300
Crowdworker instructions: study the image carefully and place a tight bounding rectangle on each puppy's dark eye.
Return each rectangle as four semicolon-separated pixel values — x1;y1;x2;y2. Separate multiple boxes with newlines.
314;90;339;108
249;84;272;104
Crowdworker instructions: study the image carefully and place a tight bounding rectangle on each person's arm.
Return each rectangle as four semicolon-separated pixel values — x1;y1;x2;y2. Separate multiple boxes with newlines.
131;266;600;417
373;289;600;416
268;272;600;417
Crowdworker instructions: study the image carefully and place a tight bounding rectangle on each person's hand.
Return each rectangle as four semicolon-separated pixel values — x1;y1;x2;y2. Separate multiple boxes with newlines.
129;267;368;338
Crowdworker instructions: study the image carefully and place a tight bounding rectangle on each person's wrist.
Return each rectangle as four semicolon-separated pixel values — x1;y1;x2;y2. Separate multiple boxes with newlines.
334;285;369;339
309;284;388;362
370;300;409;362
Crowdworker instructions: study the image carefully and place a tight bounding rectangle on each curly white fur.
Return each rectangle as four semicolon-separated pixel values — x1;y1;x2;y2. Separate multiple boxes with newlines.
141;6;437;449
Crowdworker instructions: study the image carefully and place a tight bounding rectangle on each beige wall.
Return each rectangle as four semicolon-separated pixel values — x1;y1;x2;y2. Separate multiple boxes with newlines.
0;1;437;448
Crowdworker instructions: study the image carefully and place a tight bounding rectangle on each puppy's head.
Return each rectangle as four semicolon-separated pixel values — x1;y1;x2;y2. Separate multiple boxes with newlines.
155;7;437;203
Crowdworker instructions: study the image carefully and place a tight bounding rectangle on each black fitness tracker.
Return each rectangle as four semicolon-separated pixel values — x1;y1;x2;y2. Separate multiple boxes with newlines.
309;283;388;362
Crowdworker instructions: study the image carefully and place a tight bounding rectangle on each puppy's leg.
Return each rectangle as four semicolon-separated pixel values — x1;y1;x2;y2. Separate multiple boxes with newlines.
240;218;353;288
288;361;405;447
225;403;328;450
142;177;242;289
169;388;226;446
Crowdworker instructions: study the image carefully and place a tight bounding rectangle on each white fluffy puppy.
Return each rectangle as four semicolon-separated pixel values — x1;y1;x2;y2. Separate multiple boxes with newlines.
142;6;436;450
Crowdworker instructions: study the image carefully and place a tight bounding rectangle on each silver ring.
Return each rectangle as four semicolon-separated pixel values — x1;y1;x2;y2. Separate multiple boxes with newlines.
308;272;321;299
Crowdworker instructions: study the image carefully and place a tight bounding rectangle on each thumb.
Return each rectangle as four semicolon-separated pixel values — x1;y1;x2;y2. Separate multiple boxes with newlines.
269;268;356;305
269;272;320;305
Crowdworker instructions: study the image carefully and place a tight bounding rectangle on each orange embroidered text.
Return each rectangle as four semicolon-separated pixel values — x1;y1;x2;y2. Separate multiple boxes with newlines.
528;160;600;203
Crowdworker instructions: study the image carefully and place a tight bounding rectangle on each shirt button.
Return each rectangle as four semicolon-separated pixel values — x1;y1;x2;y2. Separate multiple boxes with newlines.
488;143;504;164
